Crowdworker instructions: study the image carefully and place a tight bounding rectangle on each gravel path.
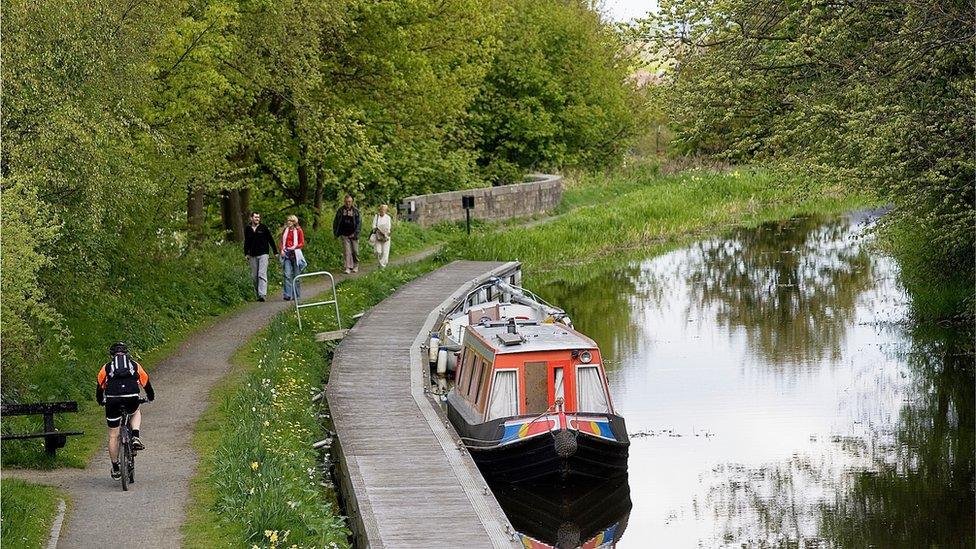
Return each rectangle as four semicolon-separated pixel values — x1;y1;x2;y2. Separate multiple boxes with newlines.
3;247;439;548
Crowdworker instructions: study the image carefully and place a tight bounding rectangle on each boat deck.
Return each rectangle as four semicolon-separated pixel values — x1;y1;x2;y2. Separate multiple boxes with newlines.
327;260;520;548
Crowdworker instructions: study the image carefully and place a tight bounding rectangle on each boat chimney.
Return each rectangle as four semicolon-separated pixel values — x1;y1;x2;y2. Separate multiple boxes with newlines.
507;318;518;334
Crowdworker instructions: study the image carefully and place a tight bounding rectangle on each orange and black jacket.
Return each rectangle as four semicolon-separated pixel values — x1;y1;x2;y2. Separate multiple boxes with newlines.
95;359;154;404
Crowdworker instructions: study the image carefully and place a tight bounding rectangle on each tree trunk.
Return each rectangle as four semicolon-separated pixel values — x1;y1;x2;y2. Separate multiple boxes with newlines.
313;168;324;230
220;189;233;233
228;189;245;242
297;160;310;206
187;185;205;243
240;188;251;221
290;112;311;205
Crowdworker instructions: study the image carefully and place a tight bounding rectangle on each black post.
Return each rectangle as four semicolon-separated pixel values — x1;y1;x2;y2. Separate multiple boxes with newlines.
43;412;57;455
461;195;475;235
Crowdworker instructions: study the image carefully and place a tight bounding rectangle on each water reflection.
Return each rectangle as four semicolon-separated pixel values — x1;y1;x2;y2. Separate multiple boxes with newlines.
541;264;647;367
820;326;975;547
491;476;632;548
682;214;875;365
528;211;974;547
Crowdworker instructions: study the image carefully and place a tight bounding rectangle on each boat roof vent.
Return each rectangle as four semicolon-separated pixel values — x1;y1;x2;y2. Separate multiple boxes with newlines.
496;332;525;346
507;318;518;334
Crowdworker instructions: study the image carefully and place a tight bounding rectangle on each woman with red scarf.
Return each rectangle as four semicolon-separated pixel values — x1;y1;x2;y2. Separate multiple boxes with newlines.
280;215;305;300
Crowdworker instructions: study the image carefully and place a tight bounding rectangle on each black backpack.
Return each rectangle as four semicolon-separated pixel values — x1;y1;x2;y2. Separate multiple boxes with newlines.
105;354;139;397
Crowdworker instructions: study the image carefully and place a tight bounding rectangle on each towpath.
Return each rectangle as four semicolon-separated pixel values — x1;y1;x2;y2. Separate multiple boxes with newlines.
328;260;518;548
2;246;440;548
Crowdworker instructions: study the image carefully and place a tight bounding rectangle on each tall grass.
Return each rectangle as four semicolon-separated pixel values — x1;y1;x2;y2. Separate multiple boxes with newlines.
184;260;442;548
444;165;869;286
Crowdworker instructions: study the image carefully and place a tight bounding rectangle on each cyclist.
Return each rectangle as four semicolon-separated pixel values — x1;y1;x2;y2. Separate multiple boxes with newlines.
96;342;155;480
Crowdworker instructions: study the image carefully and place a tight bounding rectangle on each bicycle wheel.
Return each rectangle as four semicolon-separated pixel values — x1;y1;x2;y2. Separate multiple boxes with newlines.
120;431;130;492
128;448;135;484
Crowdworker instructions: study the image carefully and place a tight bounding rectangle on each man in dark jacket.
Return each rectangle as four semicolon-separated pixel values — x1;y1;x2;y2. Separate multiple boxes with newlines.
244;211;279;301
333;195;361;273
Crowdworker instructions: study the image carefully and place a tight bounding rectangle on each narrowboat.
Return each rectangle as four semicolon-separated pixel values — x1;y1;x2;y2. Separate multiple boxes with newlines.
446;317;629;484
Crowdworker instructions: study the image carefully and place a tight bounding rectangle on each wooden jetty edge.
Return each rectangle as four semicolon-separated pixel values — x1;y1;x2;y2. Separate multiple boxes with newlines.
328;260;521;548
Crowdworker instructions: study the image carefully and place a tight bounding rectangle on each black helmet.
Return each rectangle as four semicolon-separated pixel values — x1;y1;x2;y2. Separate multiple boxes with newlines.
109;342;128;355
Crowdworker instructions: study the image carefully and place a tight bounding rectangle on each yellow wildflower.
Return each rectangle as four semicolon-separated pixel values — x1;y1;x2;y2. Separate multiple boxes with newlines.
251;461;259;471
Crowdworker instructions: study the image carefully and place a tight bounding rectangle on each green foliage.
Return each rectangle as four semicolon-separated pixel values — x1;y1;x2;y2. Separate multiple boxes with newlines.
0;479;64;549
471;0;642;182
638;0;974;321
1;0;642;405
0;182;66;378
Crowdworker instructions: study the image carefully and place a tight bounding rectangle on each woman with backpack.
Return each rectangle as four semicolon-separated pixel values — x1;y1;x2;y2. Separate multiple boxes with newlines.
369;204;393;268
280;215;306;300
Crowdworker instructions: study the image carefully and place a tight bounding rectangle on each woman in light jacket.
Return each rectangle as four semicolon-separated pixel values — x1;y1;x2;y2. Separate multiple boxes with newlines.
280;215;305;300
370;204;393;268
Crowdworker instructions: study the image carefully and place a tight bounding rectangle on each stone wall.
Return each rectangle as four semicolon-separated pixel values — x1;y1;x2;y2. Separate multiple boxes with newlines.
398;174;562;227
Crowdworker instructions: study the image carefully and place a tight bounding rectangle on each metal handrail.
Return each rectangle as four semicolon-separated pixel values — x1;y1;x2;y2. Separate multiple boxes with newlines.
293;271;341;330
458;277;558;314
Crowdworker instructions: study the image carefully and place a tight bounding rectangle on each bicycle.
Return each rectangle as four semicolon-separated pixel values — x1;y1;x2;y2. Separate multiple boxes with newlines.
118;398;148;491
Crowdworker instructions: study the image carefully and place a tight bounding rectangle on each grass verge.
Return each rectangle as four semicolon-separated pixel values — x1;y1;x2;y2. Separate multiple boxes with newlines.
442;165;872;286
881;219;975;325
183;259;442;549
0;479;65;549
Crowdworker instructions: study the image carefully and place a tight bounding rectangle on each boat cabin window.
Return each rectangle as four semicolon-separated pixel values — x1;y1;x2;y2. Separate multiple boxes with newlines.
487;370;519;420
576;365;610;413
553;367;565;403
466;288;488;309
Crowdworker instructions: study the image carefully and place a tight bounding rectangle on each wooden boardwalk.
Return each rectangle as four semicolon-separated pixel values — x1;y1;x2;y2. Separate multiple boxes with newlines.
328;261;520;548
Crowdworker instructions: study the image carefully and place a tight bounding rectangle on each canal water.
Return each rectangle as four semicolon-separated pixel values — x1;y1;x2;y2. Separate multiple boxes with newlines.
516;210;974;547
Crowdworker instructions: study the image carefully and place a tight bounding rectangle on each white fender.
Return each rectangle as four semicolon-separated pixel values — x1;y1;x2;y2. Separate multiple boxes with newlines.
436;348;448;375
428;334;440;362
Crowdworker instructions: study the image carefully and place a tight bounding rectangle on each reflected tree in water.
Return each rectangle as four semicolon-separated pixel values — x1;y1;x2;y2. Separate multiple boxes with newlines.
682;215;875;365
698;457;830;546
820;326;975;547
696;327;974;547
537;261;652;368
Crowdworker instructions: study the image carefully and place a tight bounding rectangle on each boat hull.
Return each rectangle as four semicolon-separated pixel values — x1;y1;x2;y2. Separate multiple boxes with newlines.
447;395;629;485
471;429;629;484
